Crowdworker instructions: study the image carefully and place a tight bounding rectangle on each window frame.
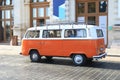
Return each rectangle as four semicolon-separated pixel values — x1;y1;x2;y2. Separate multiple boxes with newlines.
0;0;14;41
30;1;50;27
76;0;108;26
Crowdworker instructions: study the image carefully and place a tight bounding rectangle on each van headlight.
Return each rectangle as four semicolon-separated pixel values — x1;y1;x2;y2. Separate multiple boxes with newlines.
100;47;104;52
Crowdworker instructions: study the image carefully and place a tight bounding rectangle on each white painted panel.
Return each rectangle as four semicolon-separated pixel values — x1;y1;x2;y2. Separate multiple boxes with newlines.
77;17;85;23
118;0;120;17
99;16;107;45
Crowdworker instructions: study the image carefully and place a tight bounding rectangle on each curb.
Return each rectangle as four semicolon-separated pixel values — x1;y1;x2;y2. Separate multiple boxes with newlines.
107;55;120;57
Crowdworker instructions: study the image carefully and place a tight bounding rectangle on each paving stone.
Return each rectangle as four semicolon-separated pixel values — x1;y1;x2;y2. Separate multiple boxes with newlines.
0;44;120;80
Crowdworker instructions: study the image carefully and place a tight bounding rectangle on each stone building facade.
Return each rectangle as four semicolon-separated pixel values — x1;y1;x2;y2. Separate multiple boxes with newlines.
0;0;119;47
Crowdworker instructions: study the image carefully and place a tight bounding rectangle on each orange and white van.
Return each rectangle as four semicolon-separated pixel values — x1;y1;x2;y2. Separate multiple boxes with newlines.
20;24;107;66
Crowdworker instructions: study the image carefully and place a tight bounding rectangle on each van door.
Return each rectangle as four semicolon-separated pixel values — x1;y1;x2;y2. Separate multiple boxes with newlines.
40;30;62;56
63;29;88;56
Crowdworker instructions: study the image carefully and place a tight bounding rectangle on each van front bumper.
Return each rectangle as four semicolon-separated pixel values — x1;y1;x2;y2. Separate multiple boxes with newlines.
93;53;107;60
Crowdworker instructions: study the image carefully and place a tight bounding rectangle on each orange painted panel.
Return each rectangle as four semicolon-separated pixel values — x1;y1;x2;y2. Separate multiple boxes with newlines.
21;38;105;58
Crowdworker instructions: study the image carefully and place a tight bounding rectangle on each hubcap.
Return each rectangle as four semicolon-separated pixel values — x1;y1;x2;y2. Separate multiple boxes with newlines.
74;55;83;64
32;53;38;61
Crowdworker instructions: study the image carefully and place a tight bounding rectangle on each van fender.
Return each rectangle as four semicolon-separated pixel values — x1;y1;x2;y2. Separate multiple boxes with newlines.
70;52;87;58
29;49;40;55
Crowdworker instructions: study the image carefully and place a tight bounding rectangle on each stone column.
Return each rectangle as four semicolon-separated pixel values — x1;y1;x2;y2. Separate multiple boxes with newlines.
118;0;120;18
13;0;30;45
65;0;69;22
13;0;22;44
49;0;53;23
69;0;75;23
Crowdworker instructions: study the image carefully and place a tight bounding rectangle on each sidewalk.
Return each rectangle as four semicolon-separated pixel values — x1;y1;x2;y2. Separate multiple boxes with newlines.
106;48;120;57
0;43;21;55
107;40;120;56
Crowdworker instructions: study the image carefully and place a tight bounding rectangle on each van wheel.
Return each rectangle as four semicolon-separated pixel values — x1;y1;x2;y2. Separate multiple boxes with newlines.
30;51;41;62
72;54;86;66
45;56;53;60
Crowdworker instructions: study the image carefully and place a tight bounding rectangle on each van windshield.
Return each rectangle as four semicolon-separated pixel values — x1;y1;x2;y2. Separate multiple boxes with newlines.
96;29;104;37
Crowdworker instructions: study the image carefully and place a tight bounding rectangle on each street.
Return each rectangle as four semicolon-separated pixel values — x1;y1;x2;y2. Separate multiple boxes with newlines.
0;44;120;80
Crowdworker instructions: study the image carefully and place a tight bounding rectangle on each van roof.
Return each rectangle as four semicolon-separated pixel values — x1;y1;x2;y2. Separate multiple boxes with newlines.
27;25;101;30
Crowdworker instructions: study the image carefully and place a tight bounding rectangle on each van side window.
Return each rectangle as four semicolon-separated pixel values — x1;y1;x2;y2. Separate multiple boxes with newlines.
64;29;87;38
42;30;61;38
25;30;40;38
96;29;103;37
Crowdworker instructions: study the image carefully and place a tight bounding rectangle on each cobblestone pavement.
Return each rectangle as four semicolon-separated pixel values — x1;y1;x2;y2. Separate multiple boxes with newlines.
0;44;120;80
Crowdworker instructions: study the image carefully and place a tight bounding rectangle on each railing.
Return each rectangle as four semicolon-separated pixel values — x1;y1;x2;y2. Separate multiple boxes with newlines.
46;22;87;25
45;22;88;29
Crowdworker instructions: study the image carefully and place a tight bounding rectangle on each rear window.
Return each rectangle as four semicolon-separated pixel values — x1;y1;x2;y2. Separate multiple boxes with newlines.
96;29;104;37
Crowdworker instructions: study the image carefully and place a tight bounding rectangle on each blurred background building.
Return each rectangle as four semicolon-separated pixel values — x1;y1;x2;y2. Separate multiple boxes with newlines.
0;0;120;47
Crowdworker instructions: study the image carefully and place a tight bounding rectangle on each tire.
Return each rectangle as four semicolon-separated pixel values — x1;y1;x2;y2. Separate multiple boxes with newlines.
30;51;41;62
72;54;86;66
45;56;53;60
87;58;93;62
